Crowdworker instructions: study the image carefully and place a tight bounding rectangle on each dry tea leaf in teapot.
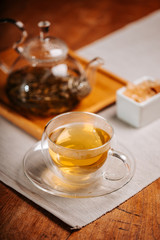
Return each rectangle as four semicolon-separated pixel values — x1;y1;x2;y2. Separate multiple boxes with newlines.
6;66;91;116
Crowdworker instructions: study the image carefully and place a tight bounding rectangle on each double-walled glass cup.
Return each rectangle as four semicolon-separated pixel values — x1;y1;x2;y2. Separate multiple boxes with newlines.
24;111;135;197
41;112;132;187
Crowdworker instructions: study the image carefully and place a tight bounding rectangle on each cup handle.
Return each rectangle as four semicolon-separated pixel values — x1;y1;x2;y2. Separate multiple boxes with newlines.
103;148;130;181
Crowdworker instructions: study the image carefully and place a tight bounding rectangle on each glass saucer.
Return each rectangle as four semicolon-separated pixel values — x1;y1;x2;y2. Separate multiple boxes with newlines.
23;141;135;198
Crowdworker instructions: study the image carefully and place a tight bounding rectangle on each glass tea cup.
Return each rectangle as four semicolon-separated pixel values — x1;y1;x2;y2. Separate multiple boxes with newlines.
41;112;131;187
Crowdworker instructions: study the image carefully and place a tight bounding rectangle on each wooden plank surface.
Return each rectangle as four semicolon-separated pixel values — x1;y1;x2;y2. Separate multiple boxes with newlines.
0;0;160;239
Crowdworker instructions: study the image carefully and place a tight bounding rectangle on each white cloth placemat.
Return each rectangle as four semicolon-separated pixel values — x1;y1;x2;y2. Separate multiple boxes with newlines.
77;10;160;82
1;10;160;229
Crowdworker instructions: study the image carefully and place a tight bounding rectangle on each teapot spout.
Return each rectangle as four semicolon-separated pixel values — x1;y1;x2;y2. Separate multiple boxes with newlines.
85;57;104;86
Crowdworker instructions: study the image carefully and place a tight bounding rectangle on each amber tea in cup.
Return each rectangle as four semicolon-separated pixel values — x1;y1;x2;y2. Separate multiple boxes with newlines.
41;112;129;186
49;123;110;174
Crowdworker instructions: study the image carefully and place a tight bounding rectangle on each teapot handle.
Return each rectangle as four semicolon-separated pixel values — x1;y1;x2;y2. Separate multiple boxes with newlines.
0;18;27;52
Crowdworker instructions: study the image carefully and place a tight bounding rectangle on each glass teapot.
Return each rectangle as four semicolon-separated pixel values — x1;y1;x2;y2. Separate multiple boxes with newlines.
0;18;103;116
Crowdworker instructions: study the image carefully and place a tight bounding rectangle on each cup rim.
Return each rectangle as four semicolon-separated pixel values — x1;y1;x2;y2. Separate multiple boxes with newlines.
44;111;114;154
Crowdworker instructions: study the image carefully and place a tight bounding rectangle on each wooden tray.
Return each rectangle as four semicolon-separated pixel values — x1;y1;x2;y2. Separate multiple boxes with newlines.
0;49;127;140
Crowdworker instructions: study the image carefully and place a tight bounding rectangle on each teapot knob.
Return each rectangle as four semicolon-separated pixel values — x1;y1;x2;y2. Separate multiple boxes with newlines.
38;21;51;41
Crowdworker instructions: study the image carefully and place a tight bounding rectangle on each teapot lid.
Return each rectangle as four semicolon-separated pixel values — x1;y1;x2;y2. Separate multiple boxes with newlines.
19;21;68;63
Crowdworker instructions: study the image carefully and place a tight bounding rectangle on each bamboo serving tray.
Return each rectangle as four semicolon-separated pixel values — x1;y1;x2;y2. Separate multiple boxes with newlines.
0;49;127;140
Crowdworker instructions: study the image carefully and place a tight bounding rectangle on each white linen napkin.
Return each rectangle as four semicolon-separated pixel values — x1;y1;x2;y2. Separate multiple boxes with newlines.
1;10;160;229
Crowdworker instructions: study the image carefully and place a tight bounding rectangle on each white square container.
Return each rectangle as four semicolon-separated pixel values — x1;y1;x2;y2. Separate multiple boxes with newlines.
116;76;160;128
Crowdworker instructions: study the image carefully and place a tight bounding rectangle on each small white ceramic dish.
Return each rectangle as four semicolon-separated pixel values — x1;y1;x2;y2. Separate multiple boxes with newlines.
116;76;160;128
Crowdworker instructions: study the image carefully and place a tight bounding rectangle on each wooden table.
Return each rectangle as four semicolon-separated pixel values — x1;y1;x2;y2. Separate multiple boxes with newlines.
0;0;160;239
